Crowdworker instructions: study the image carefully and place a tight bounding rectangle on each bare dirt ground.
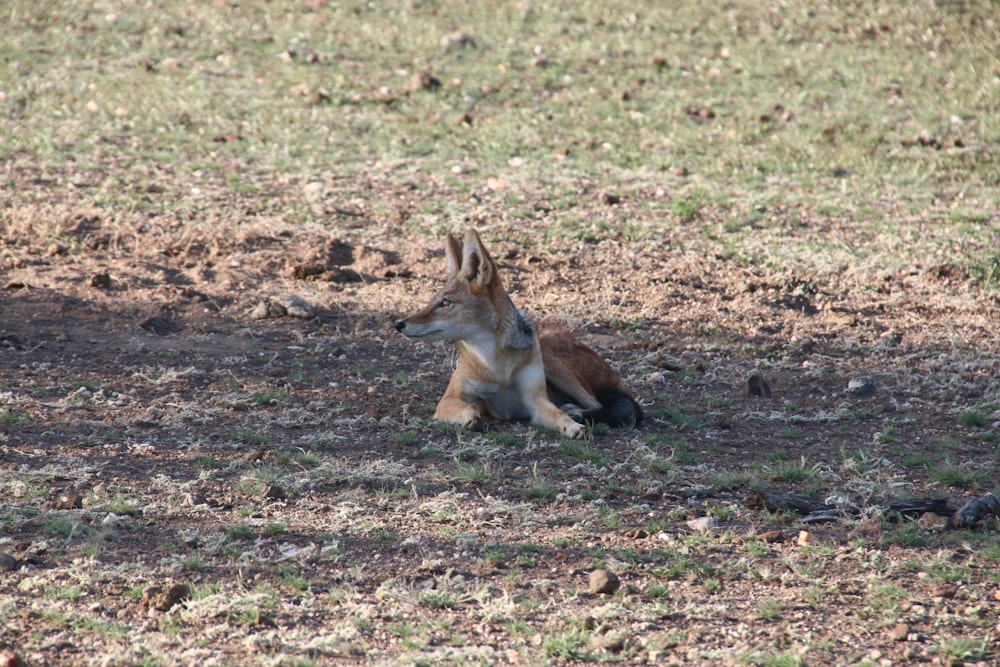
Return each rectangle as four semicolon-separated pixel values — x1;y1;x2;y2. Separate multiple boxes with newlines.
1;163;999;666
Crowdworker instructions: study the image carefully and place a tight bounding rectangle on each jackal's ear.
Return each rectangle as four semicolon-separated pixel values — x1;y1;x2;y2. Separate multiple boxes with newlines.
461;229;494;289
444;233;462;278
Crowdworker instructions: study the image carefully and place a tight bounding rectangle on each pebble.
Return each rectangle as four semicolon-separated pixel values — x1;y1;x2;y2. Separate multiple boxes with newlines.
141;583;191;612
746;372;772;398
263;485;286;501
441;31;475;50
184;492;208;507
0;552;17;571
847;377;876;396
891;623;909;641
686;516;718;532
591;629;625;652
0;650;23;667
918;512;947;531
55;492;83;510
275;294;316;319
589;569;620;595
754;530;784;543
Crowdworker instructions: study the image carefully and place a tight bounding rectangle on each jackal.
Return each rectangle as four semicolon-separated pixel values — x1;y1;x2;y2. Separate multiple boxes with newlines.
395;230;642;438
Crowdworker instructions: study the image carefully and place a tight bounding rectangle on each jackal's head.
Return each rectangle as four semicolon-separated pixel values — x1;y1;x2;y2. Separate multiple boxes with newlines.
394;230;508;342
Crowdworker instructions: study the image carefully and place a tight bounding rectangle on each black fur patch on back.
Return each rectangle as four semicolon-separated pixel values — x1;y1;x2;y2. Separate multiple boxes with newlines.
503;295;536;350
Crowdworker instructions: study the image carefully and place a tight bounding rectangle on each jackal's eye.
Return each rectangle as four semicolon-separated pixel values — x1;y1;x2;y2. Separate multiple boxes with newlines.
437;298;451;308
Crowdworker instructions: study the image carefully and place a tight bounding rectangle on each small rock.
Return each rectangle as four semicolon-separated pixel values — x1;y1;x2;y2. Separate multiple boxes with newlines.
139;315;183;336
891;623;910;641
55;492;83;510
932;583;958;599
101;513;126;526
275;294;316;319
686;516;718;532
0;552;17;571
89;272;112;288
878;330;903;348
405;71;441;93
0;650;23;667
263;485;286;501
440;31;475;50
591;629;626;652
589;569;620;595
648;353;684;371
951;492;1000;529
848;521;882;541
796;530;815;546
248;300;271;320
290;264;326;280
141;583;191;612
918;512;948;531
746;372;772;398
847;377;876;396
754;530;784;543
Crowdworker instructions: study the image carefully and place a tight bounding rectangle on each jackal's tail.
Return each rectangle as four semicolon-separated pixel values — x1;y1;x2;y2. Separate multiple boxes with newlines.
584;386;643;428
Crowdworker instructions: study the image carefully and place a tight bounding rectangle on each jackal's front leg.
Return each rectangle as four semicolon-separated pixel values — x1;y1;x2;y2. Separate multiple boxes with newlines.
433;373;482;429
433;396;482;429
531;397;585;439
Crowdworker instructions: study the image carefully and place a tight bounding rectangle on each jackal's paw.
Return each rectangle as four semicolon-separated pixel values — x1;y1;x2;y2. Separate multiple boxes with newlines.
461;415;484;432
560;419;585;439
435;414;482;433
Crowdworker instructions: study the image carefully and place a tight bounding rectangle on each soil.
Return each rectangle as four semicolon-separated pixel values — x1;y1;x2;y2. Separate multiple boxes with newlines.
1;169;998;665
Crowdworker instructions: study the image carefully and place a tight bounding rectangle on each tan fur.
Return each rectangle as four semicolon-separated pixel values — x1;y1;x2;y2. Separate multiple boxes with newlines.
395;230;634;438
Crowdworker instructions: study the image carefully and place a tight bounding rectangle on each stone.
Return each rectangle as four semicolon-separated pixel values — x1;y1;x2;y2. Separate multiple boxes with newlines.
440;31;475;50
746;372;772;398
847;377;876;396
0;552;17;571
141;583;190;612
918;512;947;531
890;623;909;641
184;492;208;507
263;485;286;501
275;294;316;319
686;516;718;532
591;629;626;652
589;569;620;595
951;492;1000;529
754;530;784;543
405;71;442;93
55;492;83;510
0;650;23;667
